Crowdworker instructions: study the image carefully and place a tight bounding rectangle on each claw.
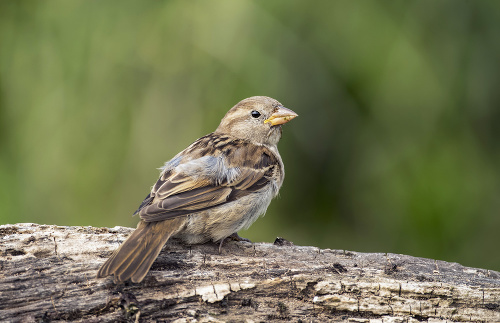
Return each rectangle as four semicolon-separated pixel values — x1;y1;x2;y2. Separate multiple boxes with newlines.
228;232;251;242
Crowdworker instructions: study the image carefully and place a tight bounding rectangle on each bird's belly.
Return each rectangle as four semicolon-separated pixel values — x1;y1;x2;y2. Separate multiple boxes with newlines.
176;190;274;244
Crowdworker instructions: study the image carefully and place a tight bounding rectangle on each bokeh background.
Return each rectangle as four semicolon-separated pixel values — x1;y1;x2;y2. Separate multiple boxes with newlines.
1;1;499;271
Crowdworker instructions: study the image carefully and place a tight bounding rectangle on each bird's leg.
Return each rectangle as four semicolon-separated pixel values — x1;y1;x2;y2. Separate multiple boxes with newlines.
218;239;225;254
218;232;252;254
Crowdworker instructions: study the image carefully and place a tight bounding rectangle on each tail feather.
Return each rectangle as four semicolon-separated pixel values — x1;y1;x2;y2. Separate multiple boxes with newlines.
97;225;147;278
115;232;167;283
97;218;185;283
130;239;167;283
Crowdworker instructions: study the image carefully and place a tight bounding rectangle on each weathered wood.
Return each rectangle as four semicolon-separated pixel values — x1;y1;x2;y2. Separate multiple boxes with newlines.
0;223;499;322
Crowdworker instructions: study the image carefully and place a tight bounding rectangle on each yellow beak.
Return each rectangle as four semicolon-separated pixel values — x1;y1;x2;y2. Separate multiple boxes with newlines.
264;106;298;126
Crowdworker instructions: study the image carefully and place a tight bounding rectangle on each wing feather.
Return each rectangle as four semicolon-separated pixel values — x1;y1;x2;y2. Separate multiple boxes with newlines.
135;134;281;223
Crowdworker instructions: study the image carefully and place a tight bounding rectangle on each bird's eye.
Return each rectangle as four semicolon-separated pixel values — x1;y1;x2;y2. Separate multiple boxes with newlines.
251;110;261;118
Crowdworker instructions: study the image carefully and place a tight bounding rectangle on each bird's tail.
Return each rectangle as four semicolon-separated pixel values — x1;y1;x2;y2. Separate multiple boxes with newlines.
97;218;185;283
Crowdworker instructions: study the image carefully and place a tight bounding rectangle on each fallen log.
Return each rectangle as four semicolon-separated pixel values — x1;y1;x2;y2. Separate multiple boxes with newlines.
1;223;499;322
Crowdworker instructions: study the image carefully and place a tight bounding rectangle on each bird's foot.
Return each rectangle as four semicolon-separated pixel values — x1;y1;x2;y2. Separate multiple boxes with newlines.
218;233;252;253
227;232;252;243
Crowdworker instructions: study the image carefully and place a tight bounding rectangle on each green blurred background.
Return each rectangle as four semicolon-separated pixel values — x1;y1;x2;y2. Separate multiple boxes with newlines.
1;1;499;271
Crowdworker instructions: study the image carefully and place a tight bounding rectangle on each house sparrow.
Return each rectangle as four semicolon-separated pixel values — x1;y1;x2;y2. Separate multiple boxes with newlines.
97;96;297;283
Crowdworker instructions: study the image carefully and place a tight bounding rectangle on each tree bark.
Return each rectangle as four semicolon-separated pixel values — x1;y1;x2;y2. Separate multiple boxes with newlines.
0;223;499;322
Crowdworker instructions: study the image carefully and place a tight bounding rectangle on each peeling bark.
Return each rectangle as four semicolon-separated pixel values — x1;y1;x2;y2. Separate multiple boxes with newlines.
1;223;499;322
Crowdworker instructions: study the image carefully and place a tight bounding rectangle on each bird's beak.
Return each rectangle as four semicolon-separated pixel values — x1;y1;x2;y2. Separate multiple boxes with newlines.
264;106;298;126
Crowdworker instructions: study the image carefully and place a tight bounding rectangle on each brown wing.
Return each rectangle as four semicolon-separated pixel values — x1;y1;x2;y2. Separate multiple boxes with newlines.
135;134;280;223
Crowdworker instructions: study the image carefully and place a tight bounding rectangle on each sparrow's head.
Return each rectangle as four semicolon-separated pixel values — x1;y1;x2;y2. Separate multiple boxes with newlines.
215;96;298;146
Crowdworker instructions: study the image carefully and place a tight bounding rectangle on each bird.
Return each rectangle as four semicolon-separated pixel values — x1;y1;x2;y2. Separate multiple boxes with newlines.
96;96;298;283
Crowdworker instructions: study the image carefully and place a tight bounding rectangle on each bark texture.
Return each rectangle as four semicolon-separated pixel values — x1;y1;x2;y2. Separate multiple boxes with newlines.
0;223;499;322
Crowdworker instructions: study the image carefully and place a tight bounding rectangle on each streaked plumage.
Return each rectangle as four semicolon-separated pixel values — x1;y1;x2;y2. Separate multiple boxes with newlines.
97;96;297;283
